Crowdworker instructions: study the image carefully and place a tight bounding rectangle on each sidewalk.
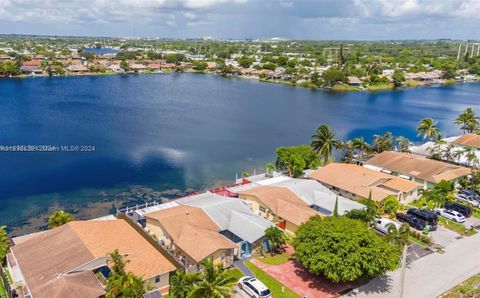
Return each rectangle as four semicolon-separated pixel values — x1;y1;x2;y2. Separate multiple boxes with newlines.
345;232;480;298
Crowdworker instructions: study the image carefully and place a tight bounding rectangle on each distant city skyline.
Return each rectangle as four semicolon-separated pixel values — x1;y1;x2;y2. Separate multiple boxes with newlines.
1;0;480;40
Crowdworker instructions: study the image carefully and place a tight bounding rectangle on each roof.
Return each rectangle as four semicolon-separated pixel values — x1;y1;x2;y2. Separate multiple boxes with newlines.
308;163;421;201
145;205;235;262
366;151;471;183
11;219;176;298
238;186;319;226
177;192;274;243
453;134;480;148
347;76;362;84
312;191;366;216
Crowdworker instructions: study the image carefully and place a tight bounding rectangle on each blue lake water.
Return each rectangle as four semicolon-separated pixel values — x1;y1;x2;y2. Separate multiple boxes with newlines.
0;73;479;229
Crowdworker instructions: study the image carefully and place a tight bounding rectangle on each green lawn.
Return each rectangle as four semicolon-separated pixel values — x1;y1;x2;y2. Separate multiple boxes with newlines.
408;235;429;247
472;208;480;220
225;268;244;281
256;252;292;265
245;261;300;298
440;273;480;297
439;217;477;236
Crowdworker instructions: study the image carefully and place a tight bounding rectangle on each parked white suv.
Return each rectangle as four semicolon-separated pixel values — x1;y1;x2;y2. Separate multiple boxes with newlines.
456;194;480;207
372;217;401;234
238;276;272;298
434;208;466;223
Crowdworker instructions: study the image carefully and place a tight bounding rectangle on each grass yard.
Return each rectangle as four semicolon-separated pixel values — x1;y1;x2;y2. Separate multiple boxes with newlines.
472;208;480;220
245;261;300;298
256;251;292;265
439;217;477;236
439;273;480;297
408;235;429;247
225;268;244;281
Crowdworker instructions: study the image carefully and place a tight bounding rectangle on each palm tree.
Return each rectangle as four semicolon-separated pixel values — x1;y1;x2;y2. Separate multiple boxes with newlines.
264;226;287;253
372;132;394;153
48;210;74;229
189;258;237;298
419;188;445;209
386;223;409;249
428;137;446;160
395;136;410;153
170;270;201;298
0;226;8;263
463;146;479;168
106;249;147;298
311;124;342;165
455;108;479;134
352;137;371;158
417;118;440;140
340;140;355;163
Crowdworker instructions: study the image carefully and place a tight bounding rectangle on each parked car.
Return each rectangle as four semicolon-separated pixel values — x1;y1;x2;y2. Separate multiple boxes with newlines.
372;217;401;234
407;208;438;231
445;202;472;218
434;208;466;223
396;213;427;231
238;276;272;298
456;194;480;207
459;189;480;202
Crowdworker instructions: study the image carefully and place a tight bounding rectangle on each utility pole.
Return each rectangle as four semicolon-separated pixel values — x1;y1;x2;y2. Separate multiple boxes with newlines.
398;245;408;298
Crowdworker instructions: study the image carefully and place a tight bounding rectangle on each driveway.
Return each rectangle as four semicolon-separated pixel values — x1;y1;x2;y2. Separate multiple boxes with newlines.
251;258;355;298
430;225;463;248
344;232;480;298
233;285;251;298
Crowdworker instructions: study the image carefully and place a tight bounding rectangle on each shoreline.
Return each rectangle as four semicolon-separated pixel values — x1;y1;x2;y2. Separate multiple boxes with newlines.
1;70;475;93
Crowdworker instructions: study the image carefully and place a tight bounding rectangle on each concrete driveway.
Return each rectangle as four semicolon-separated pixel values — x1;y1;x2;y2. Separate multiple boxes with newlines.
430;225;463;248
233;285;251;298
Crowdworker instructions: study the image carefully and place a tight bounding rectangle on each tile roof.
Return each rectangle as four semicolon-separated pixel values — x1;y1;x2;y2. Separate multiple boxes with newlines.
366;151;471;183
145;205;235;262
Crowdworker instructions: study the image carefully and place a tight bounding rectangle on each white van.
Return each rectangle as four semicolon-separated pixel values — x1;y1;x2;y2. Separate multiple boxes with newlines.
373;217;401;234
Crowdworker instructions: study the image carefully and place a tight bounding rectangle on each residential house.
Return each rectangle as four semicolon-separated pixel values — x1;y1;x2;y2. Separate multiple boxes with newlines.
237;185;319;233
176;192;274;258
309;163;421;203
145;204;236;271
67;64;89;73
347;76;362;86
364;151;471;189
130;63;148;72
6;219;177;298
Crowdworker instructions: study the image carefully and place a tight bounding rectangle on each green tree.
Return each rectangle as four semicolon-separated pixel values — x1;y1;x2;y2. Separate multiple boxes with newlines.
379;196;400;214
262;62;276;70
372;132;394;153
321;68;346;87
385;223;410;250
417;118;440;140
310;71;320;86
352;137;371;158
293;216;400;283
48;210;74;229
106;249;147;298
275;145;321;177
264;226;287;253
311;124;342;165
346;192;377;224
164;53;185;64
455;107;479;134
396;136;410;153
392;69;406;87
170;270;201;298
236;56;255;68
463;146;479;168
0;226;9;263
189;258;236;298
120;60;129;71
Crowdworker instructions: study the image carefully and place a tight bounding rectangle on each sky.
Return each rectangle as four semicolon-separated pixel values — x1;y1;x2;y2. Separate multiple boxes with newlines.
1;0;480;40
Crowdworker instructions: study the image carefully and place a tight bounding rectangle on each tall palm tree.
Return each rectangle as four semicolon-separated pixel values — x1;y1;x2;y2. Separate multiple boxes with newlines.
372;132;394;153
395;136;410;153
48;210;74;229
189;258;237;298
428;137;446;160
455;107;479;134
106;249;146;298
170;270;201;298
340;140;355;163
311;124;342;165
463;146;479;168
351;137;369;157
386;223;410;249
417;118;440;140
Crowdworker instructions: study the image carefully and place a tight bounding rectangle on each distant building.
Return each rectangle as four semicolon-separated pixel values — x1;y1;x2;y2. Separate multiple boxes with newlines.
347;76;362;86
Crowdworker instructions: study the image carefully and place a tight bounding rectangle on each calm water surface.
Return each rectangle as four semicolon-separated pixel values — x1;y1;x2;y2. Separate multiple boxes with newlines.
1;74;479;228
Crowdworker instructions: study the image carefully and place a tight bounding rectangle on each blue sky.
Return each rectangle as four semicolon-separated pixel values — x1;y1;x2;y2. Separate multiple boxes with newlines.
1;0;480;40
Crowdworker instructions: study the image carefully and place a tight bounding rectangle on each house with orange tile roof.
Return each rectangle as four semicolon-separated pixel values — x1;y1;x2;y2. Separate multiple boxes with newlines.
237;185;320;233
144;205;236;271
364;151;471;189
308;163;421;203
6;219;177;298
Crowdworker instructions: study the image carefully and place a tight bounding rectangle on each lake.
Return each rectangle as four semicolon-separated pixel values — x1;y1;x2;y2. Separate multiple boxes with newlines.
1;73;479;231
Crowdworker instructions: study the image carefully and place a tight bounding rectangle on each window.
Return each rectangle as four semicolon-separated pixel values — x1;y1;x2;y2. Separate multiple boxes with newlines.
221;251;226;260
259;206;267;213
154;275;161;283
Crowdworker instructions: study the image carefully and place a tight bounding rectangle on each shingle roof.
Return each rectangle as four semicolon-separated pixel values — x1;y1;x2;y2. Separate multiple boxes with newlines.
366;151;471;183
145;205;235;262
453;134;480;148
177;192;273;243
11;219;176;298
238;186;319;226
308;163;421;201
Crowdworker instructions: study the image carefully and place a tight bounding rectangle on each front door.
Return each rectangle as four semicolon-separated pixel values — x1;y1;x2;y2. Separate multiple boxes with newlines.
240;241;252;258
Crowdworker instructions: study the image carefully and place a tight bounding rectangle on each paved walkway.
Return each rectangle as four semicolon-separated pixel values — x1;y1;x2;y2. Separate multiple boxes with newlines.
233;259;254;277
345;232;480;298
